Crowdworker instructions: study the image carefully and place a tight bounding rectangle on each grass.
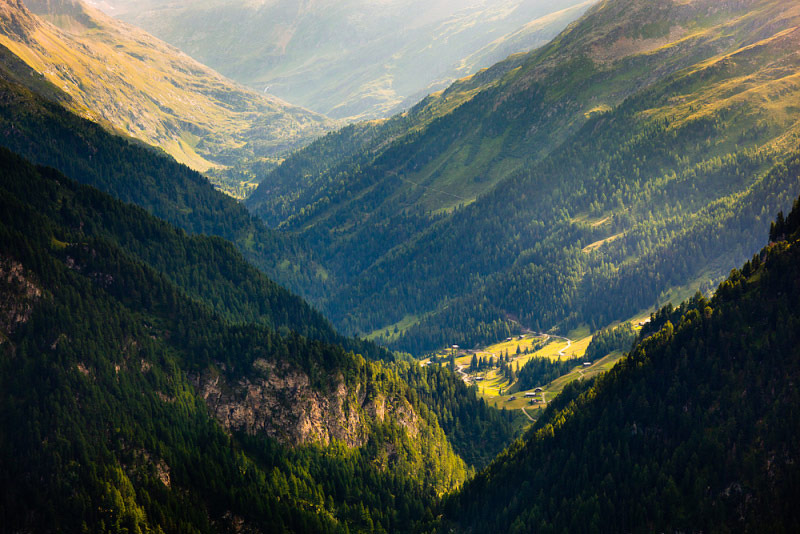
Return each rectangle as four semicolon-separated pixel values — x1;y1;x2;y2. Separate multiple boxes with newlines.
427;328;600;418
582;232;624;253
366;314;421;342
584;104;612;119
467;267;729;416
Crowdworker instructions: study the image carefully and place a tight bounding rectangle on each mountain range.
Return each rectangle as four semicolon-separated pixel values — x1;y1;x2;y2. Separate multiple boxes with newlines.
436;191;800;532
0;144;520;532
1;0;800;531
0;0;333;194
246;0;800;354
96;0;596;121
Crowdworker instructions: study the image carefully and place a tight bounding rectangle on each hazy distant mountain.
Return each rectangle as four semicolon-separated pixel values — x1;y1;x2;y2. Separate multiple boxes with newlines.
0;0;333;181
96;0;595;120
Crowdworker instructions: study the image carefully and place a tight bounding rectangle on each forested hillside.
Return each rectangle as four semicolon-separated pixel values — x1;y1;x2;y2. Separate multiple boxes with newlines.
0;144;385;360
434;198;800;532
0;147;525;533
246;0;800;354
0;65;334;301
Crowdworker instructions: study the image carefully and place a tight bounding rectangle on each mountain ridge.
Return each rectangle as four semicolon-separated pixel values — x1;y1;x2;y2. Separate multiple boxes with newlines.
99;0;595;121
0;0;334;185
245;0;800;354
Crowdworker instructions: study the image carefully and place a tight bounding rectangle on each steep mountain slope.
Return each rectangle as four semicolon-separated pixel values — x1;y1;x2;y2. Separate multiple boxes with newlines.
0;63;336;302
0;139;385;359
247;0;800;353
0;147;477;533
435;198;800;533
99;0;594;121
0;0;332;180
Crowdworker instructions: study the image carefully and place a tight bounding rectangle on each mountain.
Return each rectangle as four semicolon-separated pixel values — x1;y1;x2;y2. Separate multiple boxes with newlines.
434;196;800;532
97;0;595;121
0;0;333;189
246;0;800;354
0;146;524;532
0;53;342;303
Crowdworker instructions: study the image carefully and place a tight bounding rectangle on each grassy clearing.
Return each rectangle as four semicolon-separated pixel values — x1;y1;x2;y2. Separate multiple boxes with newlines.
427;329;598;416
582;232;624;253
366;314;421;342
570;212;614;227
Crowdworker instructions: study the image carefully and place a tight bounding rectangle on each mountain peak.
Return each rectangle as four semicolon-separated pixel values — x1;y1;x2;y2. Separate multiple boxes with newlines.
0;0;40;42
22;0;97;32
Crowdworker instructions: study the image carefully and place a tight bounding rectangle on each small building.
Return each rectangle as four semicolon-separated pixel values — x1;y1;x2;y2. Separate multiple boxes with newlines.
524;392;537;398
534;387;543;393
474;376;485;381
583;362;592;367
508;396;517;401
506;337;513;342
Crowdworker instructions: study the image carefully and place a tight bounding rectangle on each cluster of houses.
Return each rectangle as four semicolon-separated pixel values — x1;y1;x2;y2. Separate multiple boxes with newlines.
521;387;545;404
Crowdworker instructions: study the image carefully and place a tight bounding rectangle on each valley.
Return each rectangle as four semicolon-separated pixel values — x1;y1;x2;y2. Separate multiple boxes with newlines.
99;0;597;121
1;0;800;531
425;320;642;420
244;0;800;359
0;0;334;195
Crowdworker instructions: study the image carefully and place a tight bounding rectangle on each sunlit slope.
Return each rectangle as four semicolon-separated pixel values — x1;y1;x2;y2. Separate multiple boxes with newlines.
0;0;333;173
248;0;800;355
251;0;800;226
435;198;800;532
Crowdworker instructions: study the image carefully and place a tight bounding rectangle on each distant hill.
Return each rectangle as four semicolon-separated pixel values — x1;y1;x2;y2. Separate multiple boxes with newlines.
97;0;595;121
246;0;800;354
435;195;800;532
0;0;333;185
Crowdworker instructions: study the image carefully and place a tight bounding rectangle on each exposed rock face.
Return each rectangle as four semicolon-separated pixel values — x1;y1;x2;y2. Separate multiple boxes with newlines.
22;0;97;31
196;358;420;447
0;256;42;337
0;0;39;42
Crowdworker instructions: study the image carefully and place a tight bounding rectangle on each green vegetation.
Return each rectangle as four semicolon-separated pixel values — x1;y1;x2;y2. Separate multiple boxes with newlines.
0;67;333;303
395;362;525;468
3;0;800;530
583;322;635;362
514;357;580;392
0;147;529;532
245;0;800;356
434;196;800;532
